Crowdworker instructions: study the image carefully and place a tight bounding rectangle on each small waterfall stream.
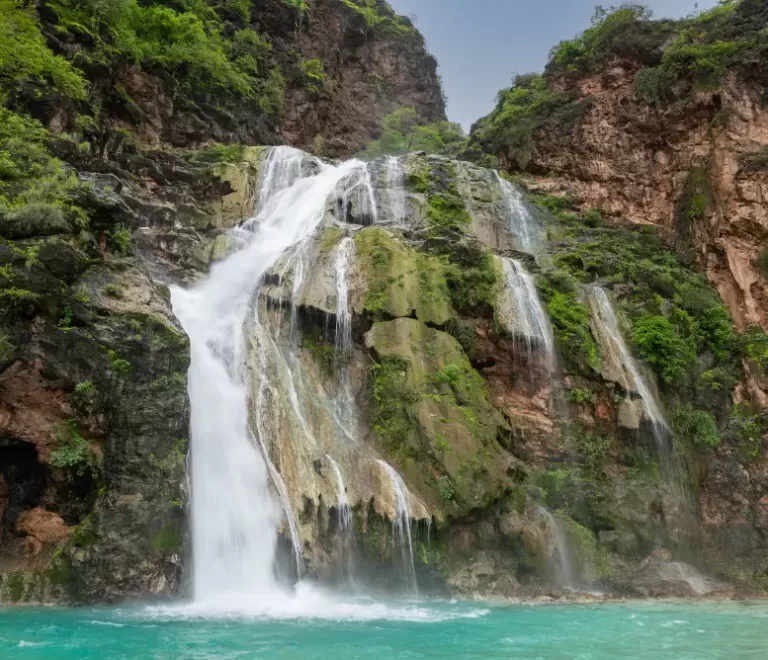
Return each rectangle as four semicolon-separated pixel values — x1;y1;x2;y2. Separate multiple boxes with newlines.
385;156;407;223
535;505;577;589
327;456;355;583
500;257;556;370
332;237;358;442
377;460;418;593
589;287;670;451
496;171;538;253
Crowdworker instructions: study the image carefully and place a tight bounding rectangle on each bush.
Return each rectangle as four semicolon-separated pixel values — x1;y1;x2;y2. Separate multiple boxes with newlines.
50;419;99;477
549;4;657;73
671;405;720;448
0;0;88;103
362;107;466;158
632;315;696;385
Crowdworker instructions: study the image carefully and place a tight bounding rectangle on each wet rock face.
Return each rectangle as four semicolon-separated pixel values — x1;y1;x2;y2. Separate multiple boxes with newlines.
506;64;768;333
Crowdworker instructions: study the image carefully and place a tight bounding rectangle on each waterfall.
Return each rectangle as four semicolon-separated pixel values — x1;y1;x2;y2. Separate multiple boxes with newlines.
377;460;417;592
385;156;407;223
495;171;538;253
332;237;358;442
259;145;308;205
171;149;371;605
588;287;670;451
327;456;355;583
500;257;555;369
535;505;576;589
339;163;378;226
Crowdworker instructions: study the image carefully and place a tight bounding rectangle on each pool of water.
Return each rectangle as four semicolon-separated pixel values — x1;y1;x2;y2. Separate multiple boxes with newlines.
1;596;766;659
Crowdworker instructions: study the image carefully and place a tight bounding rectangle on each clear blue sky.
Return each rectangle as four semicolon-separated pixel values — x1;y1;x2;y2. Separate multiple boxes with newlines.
387;0;719;130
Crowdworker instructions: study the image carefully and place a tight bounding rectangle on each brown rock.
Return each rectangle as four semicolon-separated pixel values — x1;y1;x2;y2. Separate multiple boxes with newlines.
16;507;72;556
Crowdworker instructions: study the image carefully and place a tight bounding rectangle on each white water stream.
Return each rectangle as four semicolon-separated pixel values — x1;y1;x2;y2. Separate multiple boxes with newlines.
589;287;670;451
501;257;556;370
385;156;407;223
496;172;538;253
535;505;577;589
377;460;418;593
327;455;355;583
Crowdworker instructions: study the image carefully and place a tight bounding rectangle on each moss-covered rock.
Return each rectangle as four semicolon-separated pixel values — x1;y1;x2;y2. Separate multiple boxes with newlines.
354;227;454;324
365;317;512;516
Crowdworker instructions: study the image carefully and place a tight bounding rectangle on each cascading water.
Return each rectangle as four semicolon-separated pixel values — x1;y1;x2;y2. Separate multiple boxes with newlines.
495;171;538;253
332;237;358;442
171;150;370;607
535;505;577;589
259;145;309;205
500;257;556;370
588;287;670;451
327;455;355;583
339;164;378;226
377;460;418;593
385;156;407;224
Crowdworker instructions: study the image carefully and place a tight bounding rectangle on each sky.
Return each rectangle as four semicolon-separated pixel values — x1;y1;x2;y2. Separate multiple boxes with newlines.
387;0;720;130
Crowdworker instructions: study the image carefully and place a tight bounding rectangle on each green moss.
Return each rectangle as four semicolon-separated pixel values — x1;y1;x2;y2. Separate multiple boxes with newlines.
537;277;600;371
70;514;98;548
372;355;421;451
557;512;612;580
302;327;335;372
152;522;182;553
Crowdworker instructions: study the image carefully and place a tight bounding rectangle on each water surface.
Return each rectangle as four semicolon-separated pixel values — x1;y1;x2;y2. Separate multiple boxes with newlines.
1;598;766;659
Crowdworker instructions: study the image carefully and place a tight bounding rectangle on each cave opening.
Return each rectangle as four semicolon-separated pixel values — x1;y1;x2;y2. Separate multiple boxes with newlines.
0;438;47;544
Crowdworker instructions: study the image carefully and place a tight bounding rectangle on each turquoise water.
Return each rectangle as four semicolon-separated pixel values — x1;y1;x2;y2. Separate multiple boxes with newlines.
1;598;766;659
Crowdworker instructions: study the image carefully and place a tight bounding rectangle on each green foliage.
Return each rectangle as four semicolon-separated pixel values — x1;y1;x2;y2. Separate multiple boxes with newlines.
0;0;88;104
49;419;98;478
302;327;335;371
470;74;591;170
577;432;610;474
537;277;600;371
632;315;696;385
74;380;94;394
436;475;455;504
0;109;89;237
568;387;595;403
111;225;132;256
339;0;414;36
106;348;131;375
362;107;466;159
433;432;450;453
549;4;655;73
728;403;766;461
45;0;285;112
671;405;720;448
433;363;462;388
742;324;768;374
298;59;327;95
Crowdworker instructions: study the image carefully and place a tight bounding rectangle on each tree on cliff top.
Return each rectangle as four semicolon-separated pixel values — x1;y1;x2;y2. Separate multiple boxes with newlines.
361;107;465;159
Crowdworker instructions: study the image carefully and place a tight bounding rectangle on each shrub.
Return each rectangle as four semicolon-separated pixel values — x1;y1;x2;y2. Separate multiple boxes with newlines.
0;0;88;102
50;419;98;477
362;107;466;158
671;405;720;448
631;315;696;385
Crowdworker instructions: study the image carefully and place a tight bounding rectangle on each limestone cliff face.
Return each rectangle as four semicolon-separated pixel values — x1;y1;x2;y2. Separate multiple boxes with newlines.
510;65;768;335
277;0;445;155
